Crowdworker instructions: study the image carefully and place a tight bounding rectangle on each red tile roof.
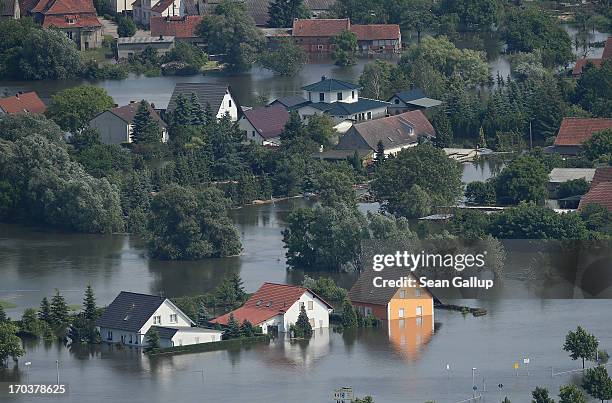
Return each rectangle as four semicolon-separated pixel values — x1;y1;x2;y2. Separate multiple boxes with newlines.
572;58;603;76
0;92;46;114
351;24;400;41
242;104;289;139
578;181;612;212
553;118;612;146
32;0;96;14
210;283;332;326
42;14;101;27
150;0;174;13
150;15;203;38
591;167;612;189
603;37;612;59
292;18;350;37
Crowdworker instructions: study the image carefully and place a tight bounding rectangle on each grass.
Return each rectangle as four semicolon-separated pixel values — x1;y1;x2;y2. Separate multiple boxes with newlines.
0;300;17;309
80;47;114;64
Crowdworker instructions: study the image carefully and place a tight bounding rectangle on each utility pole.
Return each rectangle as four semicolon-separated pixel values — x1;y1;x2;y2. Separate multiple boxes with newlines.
472;367;477;397
56;360;60;385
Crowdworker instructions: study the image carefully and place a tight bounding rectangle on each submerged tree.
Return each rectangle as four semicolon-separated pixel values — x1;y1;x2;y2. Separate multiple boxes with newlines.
563;326;599;369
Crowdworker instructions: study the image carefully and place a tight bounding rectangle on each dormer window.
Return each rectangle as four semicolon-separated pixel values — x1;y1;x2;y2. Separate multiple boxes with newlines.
66;17;75;24
394;99;400;104
319;93;324;102
256;300;262;306
153;315;161;324
266;300;272;307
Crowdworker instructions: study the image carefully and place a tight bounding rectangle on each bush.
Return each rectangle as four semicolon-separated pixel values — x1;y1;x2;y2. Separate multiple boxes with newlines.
117;17;136;37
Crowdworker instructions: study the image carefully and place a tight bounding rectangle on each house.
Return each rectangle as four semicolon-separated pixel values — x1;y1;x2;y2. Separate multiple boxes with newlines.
572;37;611;76
117;35;175;59
387;89;442;115
0;92;46;114
591;167;612;189
239;103;289;145
149;15;204;44
106;0;133;12
89;101;168;144
551;117;612;155
166;82;240;121
548;168;596;193
32;0;103;50
291;18;401;54
1;0;20;19
96;291;223;347
133;0;196;28
351;24;401;53
335;110;436;156
210;283;333;334
268;95;310;110
295;76;390;125
18;0;39;15
578;182;612;212
348;267;438;328
241;0;334;26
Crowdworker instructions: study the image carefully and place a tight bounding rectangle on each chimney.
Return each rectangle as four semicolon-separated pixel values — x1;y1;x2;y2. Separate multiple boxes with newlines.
321;75;326;81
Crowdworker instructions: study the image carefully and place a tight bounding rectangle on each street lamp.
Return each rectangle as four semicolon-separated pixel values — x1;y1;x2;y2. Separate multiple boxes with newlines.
472;367;477;397
24;362;31;384
56;360;60;385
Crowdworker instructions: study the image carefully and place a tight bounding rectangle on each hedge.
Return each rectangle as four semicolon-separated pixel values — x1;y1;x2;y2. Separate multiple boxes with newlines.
146;334;270;356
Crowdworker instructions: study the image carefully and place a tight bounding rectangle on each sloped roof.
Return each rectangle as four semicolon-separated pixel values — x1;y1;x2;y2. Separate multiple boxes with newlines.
351;24;400;40
603;37;612;59
95;291;166;332
1;0;18;16
150;15;203;38
554;118;612;146
292;18;349;37
591;167;612;189
302;77;360;92
270;95;309;109
242;104;289;139
102;101;167;127
310;98;390;116
0;92;46;114
32;0;96;14
572;58;603;76
389;89;442;108
244;0;268;26
150;325;179;339
548;168;596;183
19;0;39;14
42;14;101;27
166;82;232;115
150;0;173;13
578;182;612;212
303;0;334;11
337;110;435;151
210;283;332;326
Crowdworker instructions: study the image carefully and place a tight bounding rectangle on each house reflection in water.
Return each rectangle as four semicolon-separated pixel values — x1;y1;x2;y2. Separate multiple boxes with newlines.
387;316;434;360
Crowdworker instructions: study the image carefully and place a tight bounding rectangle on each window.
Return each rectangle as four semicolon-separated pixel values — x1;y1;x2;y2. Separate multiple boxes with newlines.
337;92;343;101
228;99;232;107
107;331;113;341
365;307;372;316
416;316;423;326
399;290;406;299
398;308;405;318
256;300;263;306
308;301;313;310
394;99;400;104
415;288;421;297
169;314;177;323
299;301;305;309
308;92;312;101
252;130;256;137
416;306;423;316
129;334;133;344
367;112;372;119
319;93;325;102
153;315;161;324
351;91;355;99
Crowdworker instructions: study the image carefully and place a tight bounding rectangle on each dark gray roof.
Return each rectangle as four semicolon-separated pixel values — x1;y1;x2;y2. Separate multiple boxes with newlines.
390;89;442;108
166;83;237;115
95;292;166;332
302;77;361;92
270;95;309;109
150;326;179;339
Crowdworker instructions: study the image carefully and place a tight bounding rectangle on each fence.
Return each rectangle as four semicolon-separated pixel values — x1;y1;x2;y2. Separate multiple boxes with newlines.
455;395;482;403
551;361;612;377
147;335;271;357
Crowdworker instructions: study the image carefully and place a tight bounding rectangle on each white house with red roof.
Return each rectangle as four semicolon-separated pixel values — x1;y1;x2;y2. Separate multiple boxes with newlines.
31;0;102;50
133;0;194;28
210;283;333;334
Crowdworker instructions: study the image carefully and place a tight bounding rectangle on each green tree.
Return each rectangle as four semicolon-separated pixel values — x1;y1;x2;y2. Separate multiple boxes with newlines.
223;313;241;339
580;204;610;233
302;276;348;302
215;274;247;310
556;179;589;199
558;384;587;403
331;29;357;66
375;140;386;169
117;16;137;37
50;289;69;327
359;60;395;99
582;129;612;163
259;38;307;76
293;305;312;338
0;322;24;364
38;297;51;323
531;387;555;403
196;0;264;72
20;308;52;338
144;328;161;352
439;0;502;31
563;326;599;369
465;181;496;205
341;299;357;328
267;0;310;27
196;302;211;326
147;185;242;260
68;312;99;344
583;366;612;403
83;284;97;322
400;0;435;42
46;85;115;132
431;111;453;148
164;42;208;69
313;169;356;207
493;155;548;205
0;305;7;324
240;319;255;337
573;60;611;117
131;100;162;144
372;144;462;217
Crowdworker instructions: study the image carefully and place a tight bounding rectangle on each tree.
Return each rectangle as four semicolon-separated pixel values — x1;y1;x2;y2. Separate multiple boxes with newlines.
313;170;356;207
46;86;115;132
331;29;357;66
580;203;610;233
341;299;357;328
267;0;309;27
215;274;247;310
0;322;24;364
163;42;208;69
117;16;137;37
306;113;337;149
196;302;211;326
144;328;161;352
83;284;97;322
50;289;69;327
147;185;242;260
400;0;435;42
196;0;264;72
293;305;312;338
493;155;548;205
573;60;611;117
563;326;599;369
371;144;462;217
131;100;162;145
465;181;496;205
0;306;7;324
374;140;386;169
431;111;453;148
583;366;612;403
502;397;511;403
20;308;52;338
558;384;587;403
240;320;255;337
582;129;612;163
38;297;51;323
359;60;395;99
68;312;99;344
259;38;307;76
556;179;589;199
531;387;555;403
439;0;502;31
223;313;241;339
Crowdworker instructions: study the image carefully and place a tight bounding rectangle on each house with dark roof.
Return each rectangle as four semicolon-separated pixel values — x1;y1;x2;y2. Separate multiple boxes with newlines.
238;103;289;145
1;0;20;19
0;91;46;114
166;82;240;121
387;89;442;114
133;0;195;28
96;291;223;347
335;110;436;157
550;117;612;155
268;95;310;110
31;0;102;50
89;101;168;145
149;15;204;43
210;283;333;334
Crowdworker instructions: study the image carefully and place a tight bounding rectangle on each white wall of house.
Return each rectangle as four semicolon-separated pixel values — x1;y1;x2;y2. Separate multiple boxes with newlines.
349;105;388;122
161;329;223;348
138;300;193;339
282;291;330;333
383;142;417;157
238;116;264;144
303;89;358;104
90;112;130;145
99;327;142;345
217;92;239;121
110;0;134;13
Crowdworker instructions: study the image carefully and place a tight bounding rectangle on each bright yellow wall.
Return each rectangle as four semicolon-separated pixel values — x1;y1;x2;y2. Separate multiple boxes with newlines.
387;285;433;320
